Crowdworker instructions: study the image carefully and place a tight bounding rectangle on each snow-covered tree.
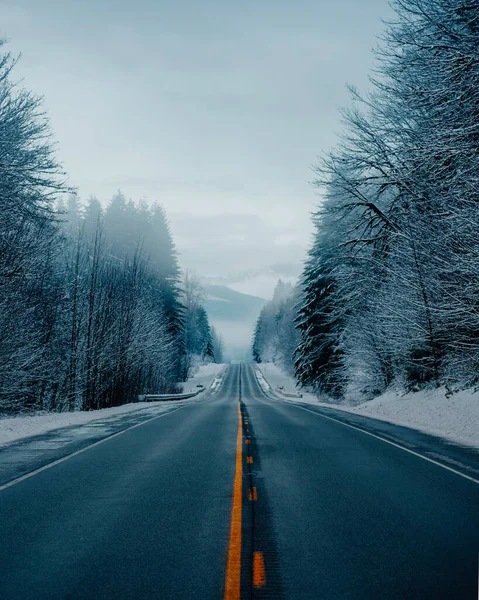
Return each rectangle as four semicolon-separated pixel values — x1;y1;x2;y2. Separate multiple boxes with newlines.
295;0;479;399
252;281;300;375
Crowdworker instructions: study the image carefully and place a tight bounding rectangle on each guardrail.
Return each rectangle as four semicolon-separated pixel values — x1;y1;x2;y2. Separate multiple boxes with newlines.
138;385;205;402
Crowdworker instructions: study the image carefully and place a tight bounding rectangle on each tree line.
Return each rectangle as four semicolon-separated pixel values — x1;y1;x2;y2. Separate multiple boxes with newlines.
253;0;479;401
0;41;221;414
252;281;299;376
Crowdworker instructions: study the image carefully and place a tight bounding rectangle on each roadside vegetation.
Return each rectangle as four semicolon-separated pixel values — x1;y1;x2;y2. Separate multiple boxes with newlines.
0;41;221;414
253;0;479;401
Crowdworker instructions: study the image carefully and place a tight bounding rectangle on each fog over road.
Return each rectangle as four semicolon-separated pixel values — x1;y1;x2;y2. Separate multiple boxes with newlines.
0;364;478;599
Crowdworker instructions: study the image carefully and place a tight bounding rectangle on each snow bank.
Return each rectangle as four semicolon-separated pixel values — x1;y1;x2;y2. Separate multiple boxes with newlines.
256;363;479;448
256;363;317;403
0;363;227;447
255;369;272;394
347;388;479;448
183;363;227;392
210;370;227;392
0;402;173;447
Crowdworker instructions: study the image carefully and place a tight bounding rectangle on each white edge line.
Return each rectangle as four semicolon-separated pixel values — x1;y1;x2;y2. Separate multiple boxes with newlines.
251;365;479;486
0;405;188;493
292;404;479;485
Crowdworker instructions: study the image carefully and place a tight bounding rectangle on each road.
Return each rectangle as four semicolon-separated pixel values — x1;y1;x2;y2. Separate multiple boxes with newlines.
0;364;478;599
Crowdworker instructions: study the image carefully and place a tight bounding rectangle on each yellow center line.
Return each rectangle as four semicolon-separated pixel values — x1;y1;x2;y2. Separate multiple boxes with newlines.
224;403;243;600
253;552;266;588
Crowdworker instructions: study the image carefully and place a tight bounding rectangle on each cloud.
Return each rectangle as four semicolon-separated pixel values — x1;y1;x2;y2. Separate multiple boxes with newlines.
3;0;393;299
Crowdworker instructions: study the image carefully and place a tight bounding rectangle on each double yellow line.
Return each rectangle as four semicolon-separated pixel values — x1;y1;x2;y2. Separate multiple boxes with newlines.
224;404;243;599
224;404;265;599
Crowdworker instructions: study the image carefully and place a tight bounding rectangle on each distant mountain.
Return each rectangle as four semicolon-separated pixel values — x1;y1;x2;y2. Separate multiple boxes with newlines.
203;284;265;320
202;285;266;361
203;264;302;285
201;264;302;298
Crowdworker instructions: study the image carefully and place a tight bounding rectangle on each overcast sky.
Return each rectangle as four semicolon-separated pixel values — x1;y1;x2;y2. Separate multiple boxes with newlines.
0;0;392;297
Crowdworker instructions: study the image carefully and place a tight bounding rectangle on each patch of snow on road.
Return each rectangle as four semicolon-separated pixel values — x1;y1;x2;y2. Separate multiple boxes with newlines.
257;363;479;448
210;372;225;392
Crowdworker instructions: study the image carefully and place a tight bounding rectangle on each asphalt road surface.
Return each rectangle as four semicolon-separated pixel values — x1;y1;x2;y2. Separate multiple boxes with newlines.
0;364;477;599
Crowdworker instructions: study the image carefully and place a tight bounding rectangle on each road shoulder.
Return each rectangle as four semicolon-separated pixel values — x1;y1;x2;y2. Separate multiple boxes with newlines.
254;365;479;484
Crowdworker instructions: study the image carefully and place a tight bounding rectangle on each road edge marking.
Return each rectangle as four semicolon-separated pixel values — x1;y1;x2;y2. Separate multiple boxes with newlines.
224;403;243;600
291;404;479;485
0;405;188;493
249;364;479;486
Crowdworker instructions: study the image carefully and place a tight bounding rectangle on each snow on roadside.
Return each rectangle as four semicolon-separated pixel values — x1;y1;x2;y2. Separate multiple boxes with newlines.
0;402;175;447
256;363;479;448
346;388;479;448
210;370;226;392
256;363;318;403
182;363;227;393
255;369;272;394
0;363;227;447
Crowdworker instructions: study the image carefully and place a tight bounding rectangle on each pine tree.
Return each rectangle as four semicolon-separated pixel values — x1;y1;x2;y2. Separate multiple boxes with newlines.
294;215;346;399
251;281;299;374
148;205;185;378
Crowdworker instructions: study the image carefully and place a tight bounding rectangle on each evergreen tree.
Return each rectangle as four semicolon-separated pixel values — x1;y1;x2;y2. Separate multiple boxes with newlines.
83;196;103;239
149;204;185;379
211;326;225;364
251;281;300;375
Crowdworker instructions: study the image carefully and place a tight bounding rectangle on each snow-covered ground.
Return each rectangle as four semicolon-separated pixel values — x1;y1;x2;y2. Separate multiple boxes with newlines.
256;363;317;402
256;363;479;448
0;363;226;447
255;368;273;394
182;362;226;393
342;387;479;448
0;402;174;447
